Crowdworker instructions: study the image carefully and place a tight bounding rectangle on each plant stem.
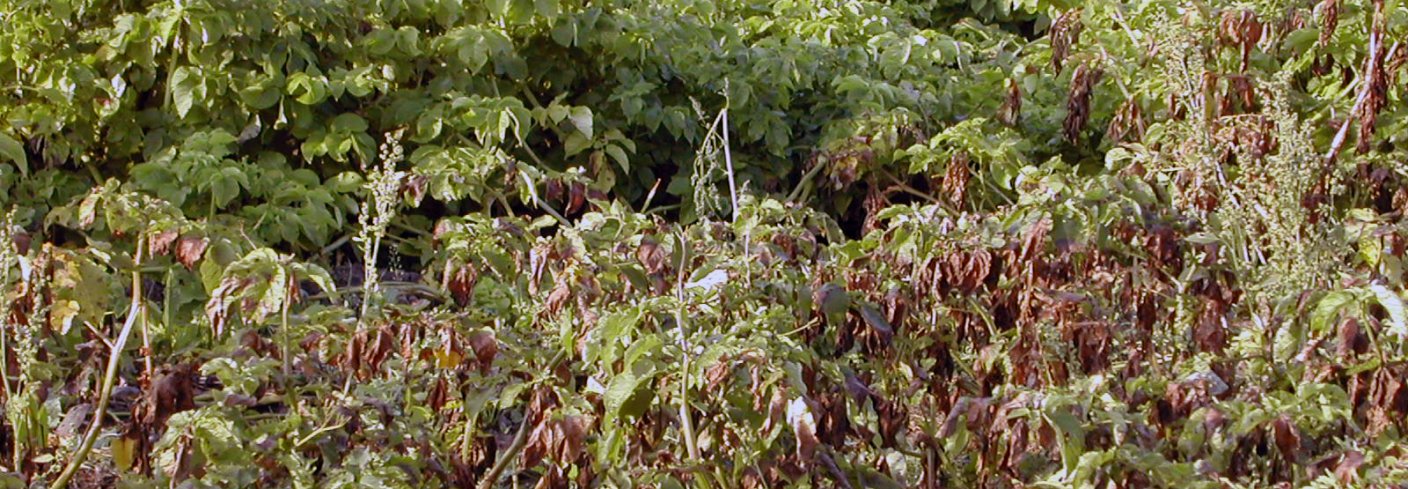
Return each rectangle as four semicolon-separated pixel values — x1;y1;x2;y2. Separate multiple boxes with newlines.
52;240;144;489
293;416;348;448
721;105;738;223
0;296;11;402
281;276;293;381
787;162;827;203
475;406;532;489
673;231;703;464
139;295;154;385
517;172;569;225
475;350;566;489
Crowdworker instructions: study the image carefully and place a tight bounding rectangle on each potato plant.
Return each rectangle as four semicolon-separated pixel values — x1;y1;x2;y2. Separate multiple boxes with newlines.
2;0;1408;487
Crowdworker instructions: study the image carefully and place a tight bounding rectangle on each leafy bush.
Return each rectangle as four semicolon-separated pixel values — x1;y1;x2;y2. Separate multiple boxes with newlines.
2;0;1408;487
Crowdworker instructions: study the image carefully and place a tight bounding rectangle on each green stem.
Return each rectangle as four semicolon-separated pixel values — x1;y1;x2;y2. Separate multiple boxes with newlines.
475;350;567;489
0;291;11;401
281;277;293;381
293;416;348;448
139;292;154;385
788;162;827;203
721;106;738;223
475;404;533;489
52;240;144;489
672;231;703;467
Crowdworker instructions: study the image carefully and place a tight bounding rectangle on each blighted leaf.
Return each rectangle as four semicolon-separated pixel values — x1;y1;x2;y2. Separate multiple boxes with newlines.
134;363;198;431
206;276;249;338
446;262;479;307
1335;450;1364;484
149;229;179;256
1272;415;1302;461
49;251;111;334
175;235;209;269
77;192;101;229
466;329;498;375
843;372;875;403
635;238;666;275
786;397;818;464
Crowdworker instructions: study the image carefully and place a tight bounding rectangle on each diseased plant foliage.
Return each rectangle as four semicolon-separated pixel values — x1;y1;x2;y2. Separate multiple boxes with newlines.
2;0;1408;487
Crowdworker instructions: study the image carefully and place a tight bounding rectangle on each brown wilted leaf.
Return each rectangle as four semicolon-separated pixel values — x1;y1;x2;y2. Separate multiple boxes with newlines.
1337;317;1367;359
882;286;907;329
875;398;906;448
1195;300;1229;353
1166;91;1187;121
432;219;454;243
1388;43;1407;84
939;396;992;438
705;358;732;395
1334;450;1364;484
1050;10;1083;72
1272;415;1302;461
344;325;395;380
1356;5;1388;155
1319;0;1339;47
862;184;888;235
1106;98;1146;144
449;442;495;488
545;279;572;316
10;228;29;255
1063;62;1101;143
1071;321;1111;373
1228;75;1256;114
941;249;992;293
1143;224;1182;272
942;152;970;209
566;181;586;215
403;174;428;206
636;238;666;276
205;276;252;338
998;79;1021;126
554;415;589;462
445;262;479;307
427;377;449;411
545;178;564;202
1018;218;1051;265
127;363;199;473
529;245;549;297
522;415;591;470
785;397;819;466
526;386;559;428
858;305;894;352
466;329;498;375
1218;10;1263;71
175;236;208;270
843;373;875;404
148;230;178;256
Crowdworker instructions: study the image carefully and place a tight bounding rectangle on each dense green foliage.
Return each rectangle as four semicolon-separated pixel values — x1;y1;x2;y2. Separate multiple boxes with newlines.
3;0;1408;487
